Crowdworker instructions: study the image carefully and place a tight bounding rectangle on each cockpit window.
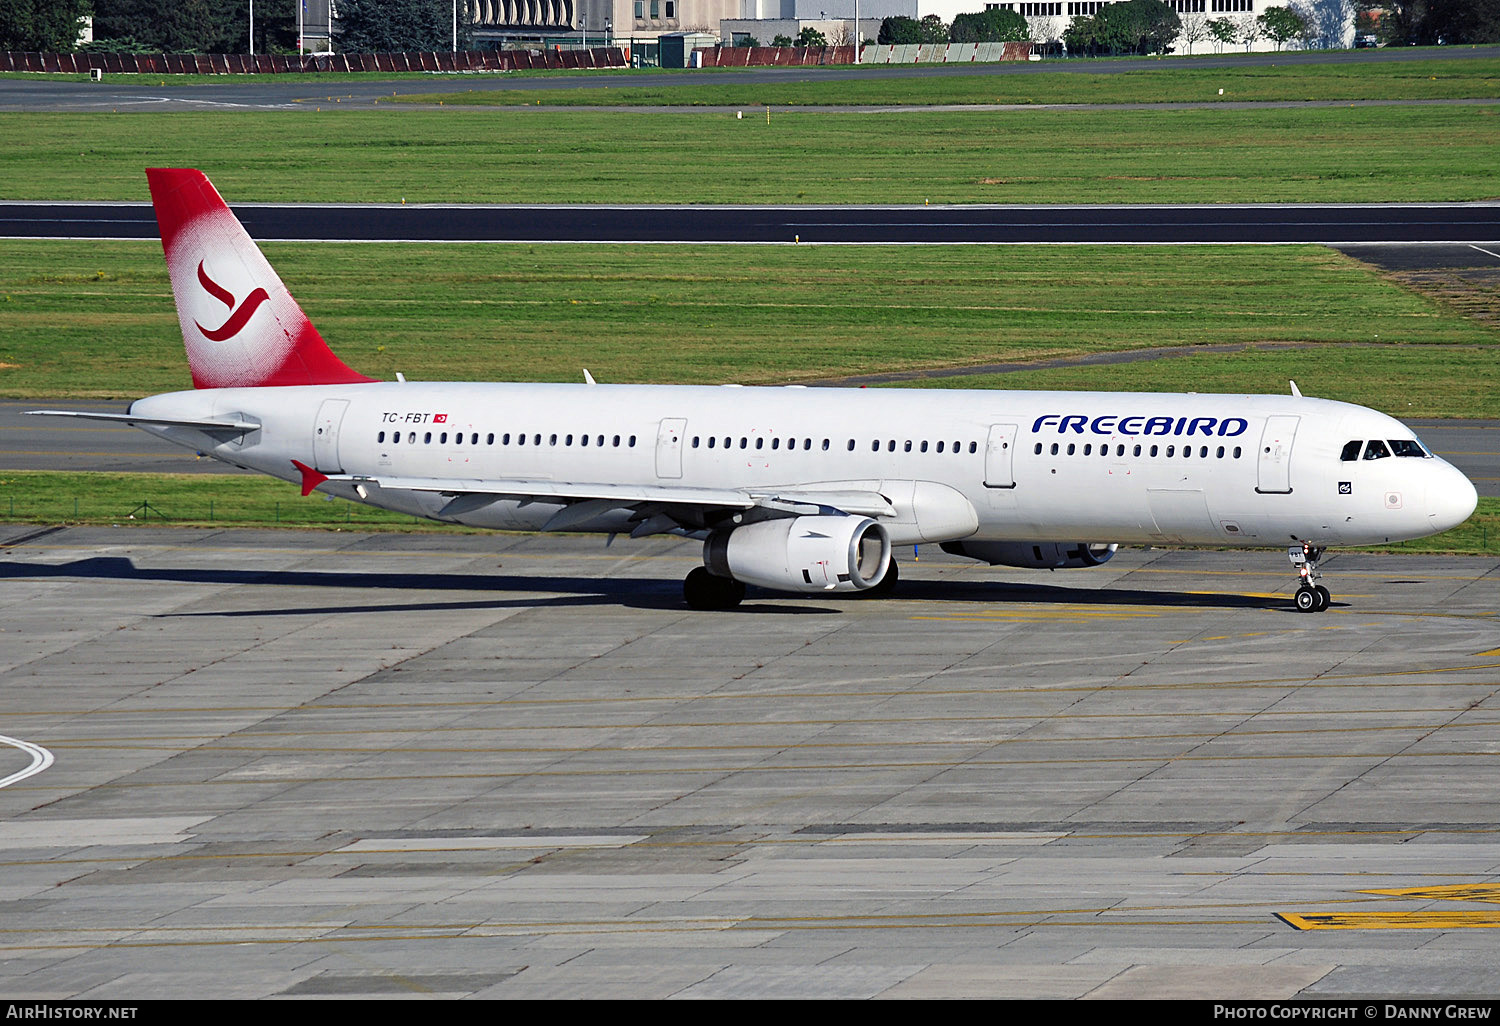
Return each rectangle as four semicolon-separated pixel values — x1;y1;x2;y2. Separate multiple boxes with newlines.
1340;440;1363;462
1363;440;1391;460
1389;439;1427;458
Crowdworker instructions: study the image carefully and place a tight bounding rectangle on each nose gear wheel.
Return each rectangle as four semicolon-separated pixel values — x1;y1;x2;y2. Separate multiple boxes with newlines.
1288;543;1331;613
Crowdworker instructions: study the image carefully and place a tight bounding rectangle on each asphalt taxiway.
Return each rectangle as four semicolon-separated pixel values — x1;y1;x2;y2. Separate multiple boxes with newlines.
2;527;1499;998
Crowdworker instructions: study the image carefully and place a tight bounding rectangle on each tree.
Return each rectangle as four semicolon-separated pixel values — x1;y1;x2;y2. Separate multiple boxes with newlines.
1235;11;1261;48
919;14;949;42
1207;15;1237;51
1258;5;1307;47
93;0;223;52
771;33;795;46
877;15;923;44
1431;0;1500;42
336;0;475;53
795;26;827;47
1178;11;1208;52
1297;0;1354;47
949;8;1030;42
0;0;92;51
1061;0;1179;55
1063;13;1099;53
1360;0;1500;45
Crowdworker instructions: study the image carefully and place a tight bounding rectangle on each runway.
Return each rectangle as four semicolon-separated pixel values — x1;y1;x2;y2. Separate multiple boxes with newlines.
4;199;1500;245
2;527;1499;998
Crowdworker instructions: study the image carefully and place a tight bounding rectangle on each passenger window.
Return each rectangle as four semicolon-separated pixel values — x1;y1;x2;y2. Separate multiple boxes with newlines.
1132;444;1141;457
1034;443;1043;455
1364;440;1391;460
969;442;977;454
755;438;764;450
1340;440;1363;461
424;432;432;444
1066;443;1075;456
1233;446;1241;458
392;432;401;446
1390;439;1426;457
1050;443;1059;455
377;431;385;443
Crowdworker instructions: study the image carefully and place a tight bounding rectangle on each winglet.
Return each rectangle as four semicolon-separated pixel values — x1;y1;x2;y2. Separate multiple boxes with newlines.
291;459;330;497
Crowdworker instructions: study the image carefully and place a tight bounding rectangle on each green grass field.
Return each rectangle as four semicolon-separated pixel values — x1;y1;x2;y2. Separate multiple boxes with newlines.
6;103;1498;203
402;57;1500;107
3;241;1496;411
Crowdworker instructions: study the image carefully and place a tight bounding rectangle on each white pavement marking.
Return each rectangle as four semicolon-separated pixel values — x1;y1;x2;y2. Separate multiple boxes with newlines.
0;734;53;789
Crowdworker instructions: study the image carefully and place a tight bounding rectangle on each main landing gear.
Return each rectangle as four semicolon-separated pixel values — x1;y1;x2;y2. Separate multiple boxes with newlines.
1288;542;1332;613
683;566;745;611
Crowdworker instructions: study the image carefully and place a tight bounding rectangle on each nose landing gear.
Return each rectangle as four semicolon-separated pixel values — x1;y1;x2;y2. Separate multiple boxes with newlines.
1289;543;1331;613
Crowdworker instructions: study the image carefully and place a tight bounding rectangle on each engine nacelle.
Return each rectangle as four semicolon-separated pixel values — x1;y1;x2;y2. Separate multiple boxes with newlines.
704;515;891;593
941;540;1118;569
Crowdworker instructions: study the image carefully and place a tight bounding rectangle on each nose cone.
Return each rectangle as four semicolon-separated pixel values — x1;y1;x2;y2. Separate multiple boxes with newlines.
1429;463;1479;535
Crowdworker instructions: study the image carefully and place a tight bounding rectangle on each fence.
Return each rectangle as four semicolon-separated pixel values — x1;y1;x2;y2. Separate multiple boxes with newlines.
0;48;628;74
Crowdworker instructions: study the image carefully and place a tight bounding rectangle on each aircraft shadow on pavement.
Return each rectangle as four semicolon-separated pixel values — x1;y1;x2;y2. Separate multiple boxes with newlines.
0;556;1293;614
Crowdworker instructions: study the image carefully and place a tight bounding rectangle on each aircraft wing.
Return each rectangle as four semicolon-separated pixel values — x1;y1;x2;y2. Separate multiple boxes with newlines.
323;472;896;534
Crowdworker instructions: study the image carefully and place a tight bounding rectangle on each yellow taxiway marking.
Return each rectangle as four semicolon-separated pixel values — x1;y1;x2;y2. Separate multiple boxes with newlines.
1362;884;1500;903
1282;883;1500;930
1279;911;1500;930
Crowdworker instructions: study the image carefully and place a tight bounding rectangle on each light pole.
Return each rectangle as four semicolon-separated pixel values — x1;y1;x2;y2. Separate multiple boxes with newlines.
249;0;254;56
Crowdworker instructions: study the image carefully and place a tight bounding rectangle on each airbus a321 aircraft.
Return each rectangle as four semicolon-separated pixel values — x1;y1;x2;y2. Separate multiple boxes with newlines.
31;169;1478;612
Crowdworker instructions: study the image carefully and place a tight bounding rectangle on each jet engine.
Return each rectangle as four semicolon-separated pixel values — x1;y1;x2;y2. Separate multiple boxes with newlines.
704;515;891;593
941;541;1117;569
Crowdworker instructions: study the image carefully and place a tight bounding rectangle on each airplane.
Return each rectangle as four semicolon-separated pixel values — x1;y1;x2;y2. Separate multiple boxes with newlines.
29;169;1479;612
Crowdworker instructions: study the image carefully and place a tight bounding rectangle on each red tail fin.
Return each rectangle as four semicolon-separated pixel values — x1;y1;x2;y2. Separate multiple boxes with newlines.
146;169;374;389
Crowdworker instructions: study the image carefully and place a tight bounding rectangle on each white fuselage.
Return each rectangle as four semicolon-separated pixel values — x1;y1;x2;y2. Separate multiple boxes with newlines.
128;381;1478;550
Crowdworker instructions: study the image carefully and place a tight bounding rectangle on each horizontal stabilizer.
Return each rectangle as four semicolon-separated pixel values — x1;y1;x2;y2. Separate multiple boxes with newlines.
26;410;258;433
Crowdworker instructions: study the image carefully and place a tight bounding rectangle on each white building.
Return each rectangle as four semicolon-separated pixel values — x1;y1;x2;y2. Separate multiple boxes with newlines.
720;0;1353;54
